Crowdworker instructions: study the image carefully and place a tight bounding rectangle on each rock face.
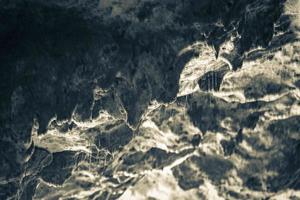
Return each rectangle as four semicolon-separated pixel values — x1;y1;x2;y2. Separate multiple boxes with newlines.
1;0;300;199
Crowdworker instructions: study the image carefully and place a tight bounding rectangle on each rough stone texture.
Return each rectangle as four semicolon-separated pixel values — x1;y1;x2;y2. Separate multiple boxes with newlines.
1;0;300;199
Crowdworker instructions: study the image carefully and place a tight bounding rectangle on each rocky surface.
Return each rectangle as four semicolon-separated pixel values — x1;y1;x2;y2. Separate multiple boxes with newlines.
1;0;300;199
